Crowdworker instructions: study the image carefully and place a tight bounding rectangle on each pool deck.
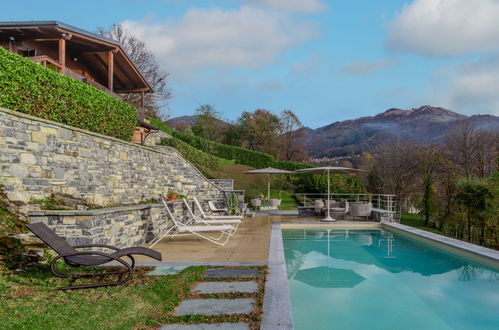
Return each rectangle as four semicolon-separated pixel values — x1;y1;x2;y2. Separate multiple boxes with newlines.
139;216;380;263
139;215;298;263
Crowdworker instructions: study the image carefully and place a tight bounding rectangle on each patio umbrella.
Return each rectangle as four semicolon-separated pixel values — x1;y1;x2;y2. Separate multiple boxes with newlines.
245;167;294;199
295;166;365;222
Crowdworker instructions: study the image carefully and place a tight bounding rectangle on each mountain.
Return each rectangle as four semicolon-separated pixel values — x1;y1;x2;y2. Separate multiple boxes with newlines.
166;115;230;129
166;115;198;127
301;106;499;158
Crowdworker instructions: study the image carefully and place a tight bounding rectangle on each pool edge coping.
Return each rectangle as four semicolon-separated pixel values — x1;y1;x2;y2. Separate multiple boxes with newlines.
261;222;294;330
383;222;499;263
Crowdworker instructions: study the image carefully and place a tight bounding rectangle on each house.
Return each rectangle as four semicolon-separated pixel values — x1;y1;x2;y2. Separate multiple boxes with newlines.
0;21;157;143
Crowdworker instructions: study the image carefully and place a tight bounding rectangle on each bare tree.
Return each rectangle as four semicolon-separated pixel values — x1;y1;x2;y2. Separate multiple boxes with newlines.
280;110;306;161
374;139;419;200
447;120;477;179
98;24;172;119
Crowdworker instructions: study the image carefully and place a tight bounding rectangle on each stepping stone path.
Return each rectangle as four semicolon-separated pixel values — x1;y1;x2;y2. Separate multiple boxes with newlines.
174;298;255;316
161;268;261;329
192;281;258;294
204;268;260;279
161;323;250;330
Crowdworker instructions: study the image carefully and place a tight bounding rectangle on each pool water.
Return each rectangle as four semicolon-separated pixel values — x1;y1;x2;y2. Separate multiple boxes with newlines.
282;228;499;330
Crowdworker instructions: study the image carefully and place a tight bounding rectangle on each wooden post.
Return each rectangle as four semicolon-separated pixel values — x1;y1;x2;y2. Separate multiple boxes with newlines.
107;50;114;91
139;91;145;121
58;38;66;73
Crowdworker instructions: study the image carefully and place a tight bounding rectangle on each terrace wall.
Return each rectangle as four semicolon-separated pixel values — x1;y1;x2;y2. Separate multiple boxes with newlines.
0;107;232;247
0;107;225;206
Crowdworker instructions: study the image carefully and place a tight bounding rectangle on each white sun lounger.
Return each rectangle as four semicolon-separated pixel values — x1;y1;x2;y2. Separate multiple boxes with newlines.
183;198;241;232
149;200;236;247
193;197;243;220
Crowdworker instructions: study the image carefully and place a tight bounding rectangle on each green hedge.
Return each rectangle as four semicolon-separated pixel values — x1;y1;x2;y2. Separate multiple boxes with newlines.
148;116;311;170
161;137;234;170
0;47;137;140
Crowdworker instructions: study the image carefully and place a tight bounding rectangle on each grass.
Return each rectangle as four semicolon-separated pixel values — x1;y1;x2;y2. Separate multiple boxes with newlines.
0;265;205;330
0;265;267;329
400;213;447;235
268;191;299;210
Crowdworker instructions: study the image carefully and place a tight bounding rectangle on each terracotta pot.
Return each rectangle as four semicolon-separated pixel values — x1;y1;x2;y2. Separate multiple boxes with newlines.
167;193;177;201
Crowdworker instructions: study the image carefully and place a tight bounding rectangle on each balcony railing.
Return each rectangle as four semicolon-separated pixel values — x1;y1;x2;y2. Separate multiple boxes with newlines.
295;193;401;222
29;56;122;100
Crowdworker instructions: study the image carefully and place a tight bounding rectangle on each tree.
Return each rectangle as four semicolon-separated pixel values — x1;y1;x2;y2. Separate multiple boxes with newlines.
237;109;282;156
447;120;477;179
374;139;418;200
367;167;384;194
455;180;492;244
280;110;306;161
416;145;442;226
98;24;171;118
191;105;225;142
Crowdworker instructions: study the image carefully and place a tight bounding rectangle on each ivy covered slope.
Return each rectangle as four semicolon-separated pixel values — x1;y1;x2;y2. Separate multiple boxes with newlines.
0;47;137;140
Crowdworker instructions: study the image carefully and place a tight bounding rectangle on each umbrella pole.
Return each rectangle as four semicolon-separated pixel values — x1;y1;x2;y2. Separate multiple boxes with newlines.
268;174;271;200
321;169;335;222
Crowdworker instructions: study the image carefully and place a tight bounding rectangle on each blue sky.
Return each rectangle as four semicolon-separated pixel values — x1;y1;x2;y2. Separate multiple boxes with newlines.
2;0;499;128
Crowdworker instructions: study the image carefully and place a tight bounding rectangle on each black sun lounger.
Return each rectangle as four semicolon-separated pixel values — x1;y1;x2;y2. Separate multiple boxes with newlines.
27;222;162;290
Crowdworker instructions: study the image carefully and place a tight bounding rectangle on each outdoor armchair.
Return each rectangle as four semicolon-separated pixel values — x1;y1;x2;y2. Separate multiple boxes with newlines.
26;222;162;290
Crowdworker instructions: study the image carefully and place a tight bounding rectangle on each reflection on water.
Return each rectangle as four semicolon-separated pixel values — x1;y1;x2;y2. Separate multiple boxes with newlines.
283;228;499;330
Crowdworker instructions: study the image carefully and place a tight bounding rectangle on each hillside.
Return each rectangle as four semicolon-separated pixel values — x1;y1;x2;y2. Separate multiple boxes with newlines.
300;106;499;158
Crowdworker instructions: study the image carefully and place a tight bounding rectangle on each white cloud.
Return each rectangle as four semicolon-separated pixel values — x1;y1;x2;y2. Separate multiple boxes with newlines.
340;59;399;75
122;7;316;77
292;53;322;75
433;56;499;115
233;0;327;13
387;0;499;56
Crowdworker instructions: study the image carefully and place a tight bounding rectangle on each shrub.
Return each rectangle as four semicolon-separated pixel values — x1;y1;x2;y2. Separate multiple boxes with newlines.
0;47;137;140
295;174;366;194
161;137;234;171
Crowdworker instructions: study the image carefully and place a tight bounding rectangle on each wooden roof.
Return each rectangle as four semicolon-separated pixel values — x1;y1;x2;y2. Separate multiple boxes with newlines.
0;21;153;93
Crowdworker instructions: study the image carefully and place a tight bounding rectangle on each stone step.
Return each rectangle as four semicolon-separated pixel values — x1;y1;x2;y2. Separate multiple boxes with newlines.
174;298;255;316
160;323;250;330
192;281;258;294
204;268;260;279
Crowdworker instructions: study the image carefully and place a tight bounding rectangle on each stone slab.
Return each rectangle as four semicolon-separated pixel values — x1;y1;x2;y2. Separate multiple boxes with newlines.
160;323;250;330
192;281;258;294
147;266;188;276
174;298;255;316
204;268;260;279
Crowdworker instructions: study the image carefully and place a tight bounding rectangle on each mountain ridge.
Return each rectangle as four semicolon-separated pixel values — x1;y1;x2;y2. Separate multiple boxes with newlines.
165;106;499;158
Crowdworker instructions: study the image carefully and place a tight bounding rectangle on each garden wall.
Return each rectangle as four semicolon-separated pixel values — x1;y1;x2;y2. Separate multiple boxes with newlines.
27;201;195;248
0;107;236;247
0;107;225;207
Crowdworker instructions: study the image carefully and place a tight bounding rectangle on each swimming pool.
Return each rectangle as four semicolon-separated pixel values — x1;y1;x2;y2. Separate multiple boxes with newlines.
282;226;499;330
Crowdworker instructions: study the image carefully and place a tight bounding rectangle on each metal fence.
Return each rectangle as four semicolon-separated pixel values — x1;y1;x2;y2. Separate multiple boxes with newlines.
295;193;401;223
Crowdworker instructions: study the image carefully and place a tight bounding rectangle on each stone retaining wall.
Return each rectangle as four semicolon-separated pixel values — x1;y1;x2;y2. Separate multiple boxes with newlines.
209;179;234;191
27;200;198;247
0;107;225;210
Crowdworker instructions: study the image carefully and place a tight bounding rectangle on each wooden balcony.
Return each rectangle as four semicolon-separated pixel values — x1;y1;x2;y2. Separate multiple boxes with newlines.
29;55;122;100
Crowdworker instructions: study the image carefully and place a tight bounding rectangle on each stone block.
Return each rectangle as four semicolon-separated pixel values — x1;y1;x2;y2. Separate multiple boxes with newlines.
31;131;47;144
40;127;59;136
20;153;37;165
174;299;255;316
192;281;258;294
160;324;250;330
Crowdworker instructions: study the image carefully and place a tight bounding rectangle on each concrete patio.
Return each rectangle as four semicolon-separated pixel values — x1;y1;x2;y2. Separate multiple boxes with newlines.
141;215;377;263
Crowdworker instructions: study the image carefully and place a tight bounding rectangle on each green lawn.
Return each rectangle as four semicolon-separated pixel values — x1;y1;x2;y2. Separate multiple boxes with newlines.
268;190;299;210
400;213;446;235
0;265;205;330
1;265;267;329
